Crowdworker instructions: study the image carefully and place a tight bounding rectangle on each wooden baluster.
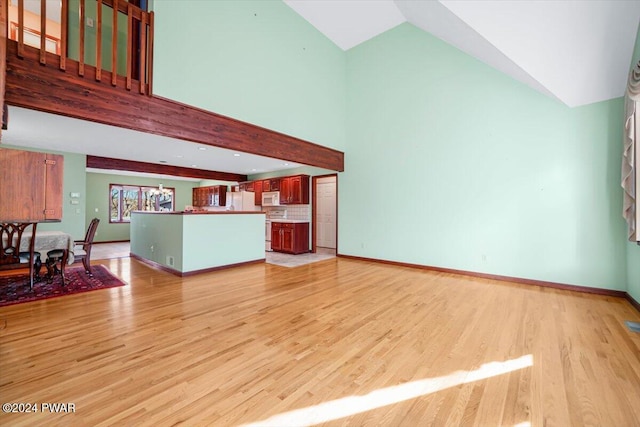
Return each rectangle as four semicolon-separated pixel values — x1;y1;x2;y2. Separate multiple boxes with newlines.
111;0;118;86
148;11;154;95
139;12;146;94
40;0;46;64
79;0;85;76
96;0;102;81
60;0;68;70
17;0;23;58
126;3;132;91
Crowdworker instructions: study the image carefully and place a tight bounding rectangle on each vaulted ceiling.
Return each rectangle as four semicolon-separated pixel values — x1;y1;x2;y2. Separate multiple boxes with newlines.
284;0;640;107
4;1;640;179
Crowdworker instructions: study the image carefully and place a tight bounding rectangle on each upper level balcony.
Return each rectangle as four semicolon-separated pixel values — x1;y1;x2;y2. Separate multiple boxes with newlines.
1;0;344;173
7;0;153;95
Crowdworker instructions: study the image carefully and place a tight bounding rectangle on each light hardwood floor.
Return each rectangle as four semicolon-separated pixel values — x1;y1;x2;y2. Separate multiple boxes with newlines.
0;256;639;426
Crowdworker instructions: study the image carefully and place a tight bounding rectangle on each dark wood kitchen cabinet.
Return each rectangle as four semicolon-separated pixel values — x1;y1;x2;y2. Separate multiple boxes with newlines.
239;181;254;192
192;185;227;207
271;222;309;254
0;147;63;221
192;187;206;207
253;180;263;205
279;175;309;205
262;178;280;192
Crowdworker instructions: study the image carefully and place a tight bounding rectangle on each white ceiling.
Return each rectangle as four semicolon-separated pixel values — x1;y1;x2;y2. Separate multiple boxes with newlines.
285;0;640;107
2;107;303;179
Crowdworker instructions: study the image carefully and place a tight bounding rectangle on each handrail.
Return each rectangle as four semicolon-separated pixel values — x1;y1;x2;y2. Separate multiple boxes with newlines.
9;0;153;95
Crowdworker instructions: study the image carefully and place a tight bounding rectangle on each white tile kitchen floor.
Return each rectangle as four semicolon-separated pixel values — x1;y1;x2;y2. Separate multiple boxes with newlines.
265;247;336;268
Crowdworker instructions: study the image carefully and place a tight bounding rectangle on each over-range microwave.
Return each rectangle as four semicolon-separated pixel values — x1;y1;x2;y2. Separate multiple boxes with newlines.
262;191;280;206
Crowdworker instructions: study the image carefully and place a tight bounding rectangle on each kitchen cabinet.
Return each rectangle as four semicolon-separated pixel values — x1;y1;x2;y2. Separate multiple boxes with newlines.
239;181;254;192
192;185;227;207
253;180;263;205
279;175;310;205
271;222;309;254
0;147;63;221
192;188;205;207
262;178;279;192
209;186;227;207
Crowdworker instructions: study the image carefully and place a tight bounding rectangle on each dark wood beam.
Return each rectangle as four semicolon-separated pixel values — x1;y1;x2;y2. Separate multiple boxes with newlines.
87;155;247;182
4;42;345;172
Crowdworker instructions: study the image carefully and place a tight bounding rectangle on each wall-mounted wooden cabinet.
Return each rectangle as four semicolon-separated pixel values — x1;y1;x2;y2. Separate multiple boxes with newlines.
192;185;227;207
271;222;309;254
239;181;254;192
253;180;263;206
236;174;308;205
262;178;280;192
280;175;310;205
0;147;64;221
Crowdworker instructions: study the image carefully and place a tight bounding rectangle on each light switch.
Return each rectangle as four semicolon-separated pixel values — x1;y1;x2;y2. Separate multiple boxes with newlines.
95;208;99;212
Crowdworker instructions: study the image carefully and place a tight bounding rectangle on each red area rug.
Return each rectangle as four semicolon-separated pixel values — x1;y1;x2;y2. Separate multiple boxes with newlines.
0;265;127;307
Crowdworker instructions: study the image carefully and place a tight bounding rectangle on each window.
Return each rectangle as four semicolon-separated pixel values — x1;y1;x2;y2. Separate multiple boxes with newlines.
110;184;175;223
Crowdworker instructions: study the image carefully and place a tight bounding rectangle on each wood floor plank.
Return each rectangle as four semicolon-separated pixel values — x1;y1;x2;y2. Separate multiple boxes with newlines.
0;256;639;426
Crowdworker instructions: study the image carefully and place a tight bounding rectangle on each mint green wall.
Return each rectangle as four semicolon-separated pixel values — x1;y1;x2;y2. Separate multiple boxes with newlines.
151;0;346;152
626;23;640;302
85;172;198;242
2;145;86;239
67;0;128;75
130;212;265;272
342;24;627;290
130;213;184;271
182;214;265;272
198;180;236;189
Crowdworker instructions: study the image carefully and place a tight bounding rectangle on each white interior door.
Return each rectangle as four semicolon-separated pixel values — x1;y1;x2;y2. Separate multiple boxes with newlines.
316;177;336;249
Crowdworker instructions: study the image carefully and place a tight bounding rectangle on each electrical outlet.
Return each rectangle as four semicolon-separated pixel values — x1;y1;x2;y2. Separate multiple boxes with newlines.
87;17;94;27
150;245;154;253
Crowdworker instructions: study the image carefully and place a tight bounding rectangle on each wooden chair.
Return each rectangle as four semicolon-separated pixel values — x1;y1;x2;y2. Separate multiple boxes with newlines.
73;218;100;276
0;222;38;290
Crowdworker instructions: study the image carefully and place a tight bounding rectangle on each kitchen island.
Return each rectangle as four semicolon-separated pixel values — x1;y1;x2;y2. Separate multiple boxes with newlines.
130;211;265;276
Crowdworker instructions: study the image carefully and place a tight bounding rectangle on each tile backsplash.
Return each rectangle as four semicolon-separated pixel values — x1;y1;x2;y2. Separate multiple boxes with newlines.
264;205;310;221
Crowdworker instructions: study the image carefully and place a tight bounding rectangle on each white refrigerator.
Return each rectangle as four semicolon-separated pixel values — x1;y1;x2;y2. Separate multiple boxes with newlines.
227;191;258;211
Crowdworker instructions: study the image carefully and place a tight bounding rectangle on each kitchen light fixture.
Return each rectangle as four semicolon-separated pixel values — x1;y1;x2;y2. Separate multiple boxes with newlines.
198;147;207;151
233;153;241;157
149;184;172;196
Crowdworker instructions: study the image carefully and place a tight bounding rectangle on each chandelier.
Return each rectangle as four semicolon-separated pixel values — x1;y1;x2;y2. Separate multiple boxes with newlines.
149;184;172;197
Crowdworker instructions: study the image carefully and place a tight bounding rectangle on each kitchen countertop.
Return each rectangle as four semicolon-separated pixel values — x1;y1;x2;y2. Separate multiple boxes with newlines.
269;219;310;223
133;210;264;215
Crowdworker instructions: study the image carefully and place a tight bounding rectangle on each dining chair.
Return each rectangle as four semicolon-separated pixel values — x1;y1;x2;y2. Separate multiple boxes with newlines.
74;218;100;276
0;222;38;290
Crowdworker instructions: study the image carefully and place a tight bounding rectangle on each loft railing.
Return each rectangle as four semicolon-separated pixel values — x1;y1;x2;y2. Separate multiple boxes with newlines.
8;0;154;95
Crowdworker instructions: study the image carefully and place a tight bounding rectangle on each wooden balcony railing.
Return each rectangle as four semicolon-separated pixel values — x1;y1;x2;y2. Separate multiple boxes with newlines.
8;0;153;95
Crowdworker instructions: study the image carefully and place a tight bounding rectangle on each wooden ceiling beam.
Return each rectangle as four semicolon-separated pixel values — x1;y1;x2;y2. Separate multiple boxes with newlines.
4;42;344;172
87;155;247;182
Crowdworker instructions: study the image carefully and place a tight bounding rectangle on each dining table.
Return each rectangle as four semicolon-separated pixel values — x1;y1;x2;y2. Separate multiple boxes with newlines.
20;230;75;264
